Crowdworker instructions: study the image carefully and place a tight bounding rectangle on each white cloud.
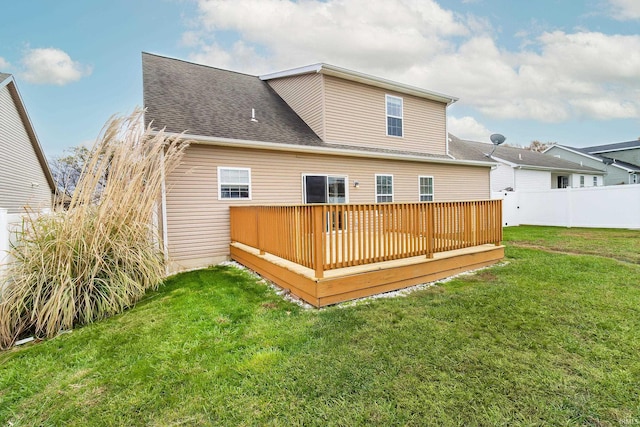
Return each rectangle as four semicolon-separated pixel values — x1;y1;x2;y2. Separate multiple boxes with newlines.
21;48;92;85
0;57;10;70
448;116;492;142
189;0;468;74
607;0;640;20
185;0;640;123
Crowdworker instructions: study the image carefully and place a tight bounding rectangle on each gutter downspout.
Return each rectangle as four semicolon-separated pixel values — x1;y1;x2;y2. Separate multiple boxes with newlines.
160;150;170;275
444;99;457;159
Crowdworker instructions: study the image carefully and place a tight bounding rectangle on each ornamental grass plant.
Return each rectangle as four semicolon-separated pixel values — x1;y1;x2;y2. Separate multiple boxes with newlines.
0;110;187;349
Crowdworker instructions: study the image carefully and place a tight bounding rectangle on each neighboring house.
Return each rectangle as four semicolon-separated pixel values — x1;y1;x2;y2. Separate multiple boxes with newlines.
142;53;502;288
544;143;640;185
0;73;55;213
448;135;604;191
584;140;640;167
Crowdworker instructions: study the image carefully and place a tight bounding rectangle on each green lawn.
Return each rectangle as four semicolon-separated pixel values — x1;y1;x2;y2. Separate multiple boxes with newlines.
1;226;639;426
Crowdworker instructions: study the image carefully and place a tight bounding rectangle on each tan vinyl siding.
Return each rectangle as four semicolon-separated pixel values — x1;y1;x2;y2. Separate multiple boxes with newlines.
266;73;324;139
0;85;52;213
164;144;489;270
323;75;447;156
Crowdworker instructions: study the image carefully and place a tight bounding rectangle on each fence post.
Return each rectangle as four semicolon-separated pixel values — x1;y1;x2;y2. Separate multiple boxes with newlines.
312;205;324;279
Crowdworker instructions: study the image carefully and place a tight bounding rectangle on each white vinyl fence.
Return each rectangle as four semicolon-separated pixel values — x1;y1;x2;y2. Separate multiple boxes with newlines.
493;184;640;229
1;209;22;275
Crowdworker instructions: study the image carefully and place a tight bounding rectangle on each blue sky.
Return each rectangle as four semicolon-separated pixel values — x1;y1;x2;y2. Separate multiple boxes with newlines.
1;0;639;158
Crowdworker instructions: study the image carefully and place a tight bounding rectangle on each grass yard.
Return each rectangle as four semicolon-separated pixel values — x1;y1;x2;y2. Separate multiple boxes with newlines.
1;226;639;426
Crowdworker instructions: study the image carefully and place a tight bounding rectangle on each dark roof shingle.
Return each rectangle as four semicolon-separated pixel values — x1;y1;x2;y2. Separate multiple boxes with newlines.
142;53;323;146
583;140;640;153
449;135;603;173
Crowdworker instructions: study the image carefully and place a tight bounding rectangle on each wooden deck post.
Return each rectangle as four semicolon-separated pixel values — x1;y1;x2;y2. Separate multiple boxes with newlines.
313;205;324;279
426;203;434;259
256;207;265;255
495;199;503;246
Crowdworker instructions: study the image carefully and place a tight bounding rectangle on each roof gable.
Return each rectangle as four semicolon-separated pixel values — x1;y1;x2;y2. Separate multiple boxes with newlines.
259;63;458;105
0;73;56;193
545;144;640;172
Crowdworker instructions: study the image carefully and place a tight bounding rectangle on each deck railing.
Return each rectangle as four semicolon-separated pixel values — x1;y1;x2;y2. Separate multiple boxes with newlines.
230;200;502;278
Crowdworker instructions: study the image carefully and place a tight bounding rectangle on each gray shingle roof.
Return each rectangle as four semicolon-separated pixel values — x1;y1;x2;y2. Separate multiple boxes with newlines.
583;140;640;153
449;135;603;173
555;144;640;172
143;52;323;146
142;53;459;163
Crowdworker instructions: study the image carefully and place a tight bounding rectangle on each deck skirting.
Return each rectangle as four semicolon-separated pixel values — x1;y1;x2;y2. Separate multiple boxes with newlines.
230;243;504;307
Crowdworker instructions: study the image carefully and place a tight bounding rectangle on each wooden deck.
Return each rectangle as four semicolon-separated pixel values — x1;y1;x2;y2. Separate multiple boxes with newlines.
231;242;504;307
229;200;503;306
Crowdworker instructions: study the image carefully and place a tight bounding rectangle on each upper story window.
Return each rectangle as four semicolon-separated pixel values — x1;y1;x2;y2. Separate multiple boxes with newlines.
376;174;393;203
419;176;434;201
385;95;403;137
218;167;251;200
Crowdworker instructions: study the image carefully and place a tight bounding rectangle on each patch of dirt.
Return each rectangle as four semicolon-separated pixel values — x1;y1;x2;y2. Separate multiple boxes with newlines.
261;302;278;309
508;242;637;264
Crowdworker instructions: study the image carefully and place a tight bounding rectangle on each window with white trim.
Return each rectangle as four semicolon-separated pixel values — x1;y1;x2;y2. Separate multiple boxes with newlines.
218;167;251;200
376;174;393;203
419;176;434;201
303;175;347;204
580;175;585;187
593;176;598;186
386;95;403;137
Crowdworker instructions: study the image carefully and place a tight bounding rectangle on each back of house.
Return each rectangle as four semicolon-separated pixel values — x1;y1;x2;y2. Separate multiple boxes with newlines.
142;53;496;272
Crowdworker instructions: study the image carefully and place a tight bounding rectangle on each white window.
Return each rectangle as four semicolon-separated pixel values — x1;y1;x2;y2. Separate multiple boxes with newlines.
385;95;403;137
419;176;434;201
593;176;598;186
218;167;251;200
580;175;585;187
632;174;638;184
376;174;393;203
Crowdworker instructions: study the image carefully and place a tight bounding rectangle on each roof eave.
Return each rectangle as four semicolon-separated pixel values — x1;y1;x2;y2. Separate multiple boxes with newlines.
543;144;603;161
259;63;458;105
152;131;494;168
516;164;605;174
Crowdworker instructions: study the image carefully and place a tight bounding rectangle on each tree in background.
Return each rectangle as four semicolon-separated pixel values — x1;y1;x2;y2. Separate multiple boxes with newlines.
526;140;554;152
50;145;92;198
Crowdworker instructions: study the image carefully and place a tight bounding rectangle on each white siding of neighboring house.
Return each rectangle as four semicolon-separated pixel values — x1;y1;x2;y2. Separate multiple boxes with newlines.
0;84;52;213
545;146;625;186
513;169;550;190
571;173;602;188
490;162;514;192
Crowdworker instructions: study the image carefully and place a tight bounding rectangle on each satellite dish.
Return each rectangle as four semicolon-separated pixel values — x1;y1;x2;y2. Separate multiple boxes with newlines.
602;157;614;165
486;133;506;157
490;134;506;146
